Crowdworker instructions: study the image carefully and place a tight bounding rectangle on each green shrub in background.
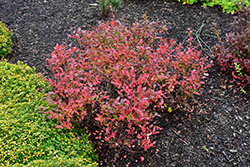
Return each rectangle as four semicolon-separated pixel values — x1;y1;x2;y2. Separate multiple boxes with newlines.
0;21;13;58
0;60;98;167
178;0;250;14
99;0;122;17
177;0;198;5
202;0;250;14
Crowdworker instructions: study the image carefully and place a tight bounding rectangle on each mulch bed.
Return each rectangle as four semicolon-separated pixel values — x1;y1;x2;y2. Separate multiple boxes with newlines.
1;0;250;166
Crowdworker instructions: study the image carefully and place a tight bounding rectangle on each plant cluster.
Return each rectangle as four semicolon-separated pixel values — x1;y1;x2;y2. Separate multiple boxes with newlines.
44;14;212;152
178;0;250;14
0;21;13;58
202;0;250;14
213;4;250;90
0;60;98;166
178;0;198;5
99;0;122;17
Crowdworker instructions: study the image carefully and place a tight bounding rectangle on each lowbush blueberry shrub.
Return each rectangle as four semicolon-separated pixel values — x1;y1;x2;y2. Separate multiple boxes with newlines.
43;15;212;153
213;4;250;90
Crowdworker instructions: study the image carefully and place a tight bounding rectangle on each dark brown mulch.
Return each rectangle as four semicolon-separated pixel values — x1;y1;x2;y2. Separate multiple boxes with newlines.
1;0;250;166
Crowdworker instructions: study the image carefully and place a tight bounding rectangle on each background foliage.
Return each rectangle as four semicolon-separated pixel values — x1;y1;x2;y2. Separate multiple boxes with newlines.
178;0;250;14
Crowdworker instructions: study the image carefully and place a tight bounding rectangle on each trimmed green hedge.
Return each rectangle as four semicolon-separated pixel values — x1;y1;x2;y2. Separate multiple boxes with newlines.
0;60;98;167
0;21;13;58
12;157;97;167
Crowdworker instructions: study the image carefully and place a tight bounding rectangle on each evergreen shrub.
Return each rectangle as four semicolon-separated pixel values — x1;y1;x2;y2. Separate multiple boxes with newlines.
0;60;98;167
0;21;13;58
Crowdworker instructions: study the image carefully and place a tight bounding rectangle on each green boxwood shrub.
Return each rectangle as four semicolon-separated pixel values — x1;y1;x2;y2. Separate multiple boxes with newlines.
0;21;13;58
0;60;98;167
12;157;97;167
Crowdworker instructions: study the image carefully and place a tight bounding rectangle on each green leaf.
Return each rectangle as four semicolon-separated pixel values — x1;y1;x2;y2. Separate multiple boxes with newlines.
203;145;209;153
164;103;167;108
168;107;172;113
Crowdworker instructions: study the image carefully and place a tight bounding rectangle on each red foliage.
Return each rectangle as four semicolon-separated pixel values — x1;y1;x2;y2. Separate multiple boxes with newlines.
213;5;250;88
43;14;211;151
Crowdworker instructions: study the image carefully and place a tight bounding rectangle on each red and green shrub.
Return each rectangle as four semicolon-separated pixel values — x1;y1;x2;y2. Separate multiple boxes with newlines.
213;4;250;89
43;15;212;152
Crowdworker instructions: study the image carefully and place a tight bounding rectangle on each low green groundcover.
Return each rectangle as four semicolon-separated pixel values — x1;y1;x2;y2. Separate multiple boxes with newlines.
0;60;98;167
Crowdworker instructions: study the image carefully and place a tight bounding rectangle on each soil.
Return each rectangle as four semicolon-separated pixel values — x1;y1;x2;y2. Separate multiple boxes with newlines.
1;0;250;166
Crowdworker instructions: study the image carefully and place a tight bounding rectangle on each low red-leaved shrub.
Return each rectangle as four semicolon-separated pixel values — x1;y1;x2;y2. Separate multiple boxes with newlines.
42;15;212;152
213;4;250;89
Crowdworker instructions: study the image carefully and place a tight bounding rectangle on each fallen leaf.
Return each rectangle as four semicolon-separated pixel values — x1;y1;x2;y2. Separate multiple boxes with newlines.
220;85;226;89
